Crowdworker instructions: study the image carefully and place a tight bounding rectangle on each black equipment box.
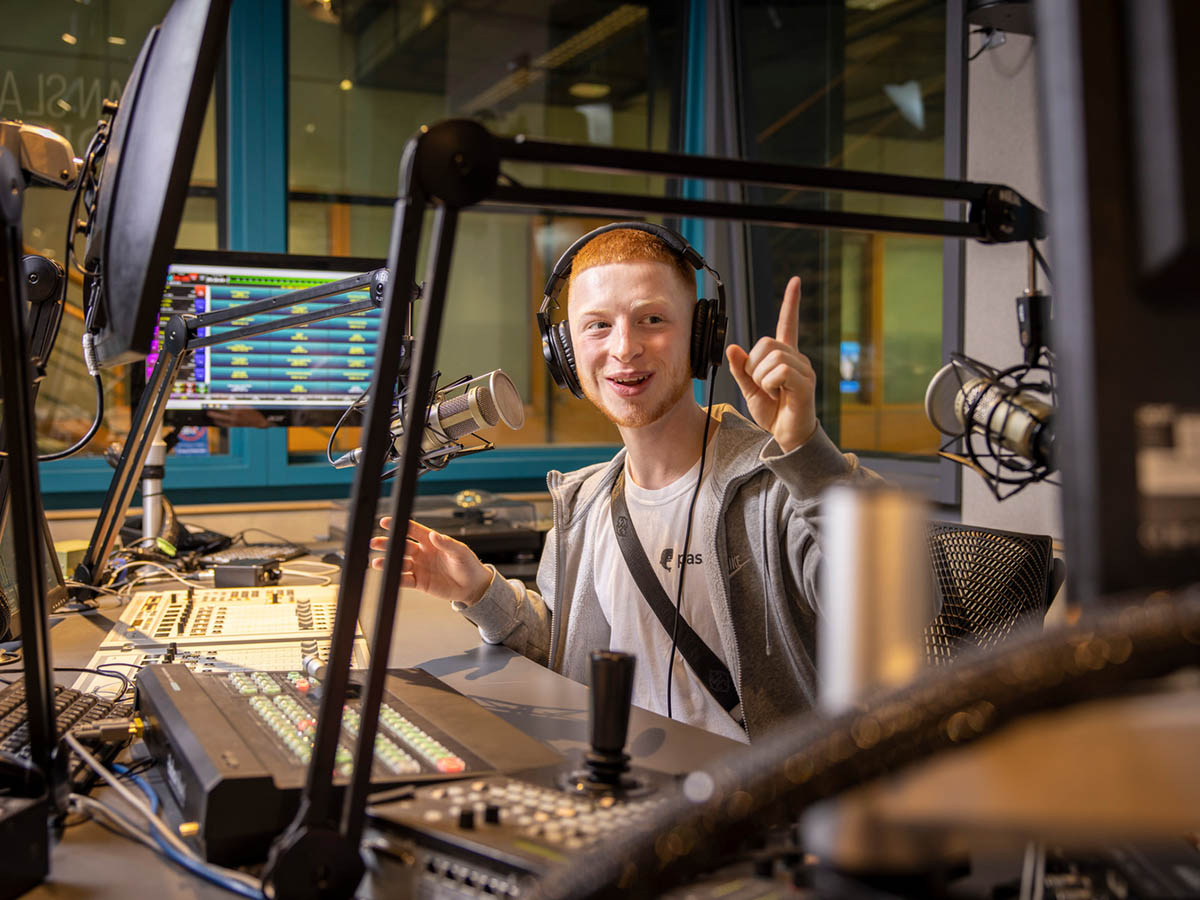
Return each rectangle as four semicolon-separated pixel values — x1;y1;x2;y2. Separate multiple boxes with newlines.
136;664;562;865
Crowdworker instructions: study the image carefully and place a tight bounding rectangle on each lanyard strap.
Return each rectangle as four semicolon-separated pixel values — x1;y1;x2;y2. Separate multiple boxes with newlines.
609;470;741;715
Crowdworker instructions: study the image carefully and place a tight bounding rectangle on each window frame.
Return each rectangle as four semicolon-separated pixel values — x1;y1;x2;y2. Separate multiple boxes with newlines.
709;0;965;506
40;0;965;508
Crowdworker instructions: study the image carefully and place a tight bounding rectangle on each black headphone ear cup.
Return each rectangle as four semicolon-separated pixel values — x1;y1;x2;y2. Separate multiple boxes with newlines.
691;299;727;379
554;321;584;399
690;300;710;379
708;302;728;372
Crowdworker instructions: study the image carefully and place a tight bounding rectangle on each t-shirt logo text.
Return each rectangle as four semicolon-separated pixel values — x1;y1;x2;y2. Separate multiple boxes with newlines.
659;549;702;571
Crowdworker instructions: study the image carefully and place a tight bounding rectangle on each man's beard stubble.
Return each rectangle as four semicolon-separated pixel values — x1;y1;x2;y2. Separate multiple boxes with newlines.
580;359;693;429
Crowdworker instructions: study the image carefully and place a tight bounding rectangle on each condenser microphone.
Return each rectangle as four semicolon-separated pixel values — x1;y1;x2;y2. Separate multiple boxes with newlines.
332;369;525;469
925;360;1055;468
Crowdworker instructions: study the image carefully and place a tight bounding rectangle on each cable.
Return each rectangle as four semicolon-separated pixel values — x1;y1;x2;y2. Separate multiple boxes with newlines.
111;763;158;813
0;660;131;701
278;566;333;586
113;757;155;780
230;527;304;547
70;792;263;898
1029;239;1053;283
664;366;719;721
1020;840;1047;900
103;559;210;592
54;666;132;700
63;733;264;897
95;662;142;701
282;559;340;574
37;374;105;462
68;793;161;852
326;384;372;466
69;667;131;699
279;567;332;585
60;582;127;609
967;26;999;61
65;122;109;277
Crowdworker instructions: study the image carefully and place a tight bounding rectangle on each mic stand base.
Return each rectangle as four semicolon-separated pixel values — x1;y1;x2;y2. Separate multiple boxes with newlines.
262;822;365;900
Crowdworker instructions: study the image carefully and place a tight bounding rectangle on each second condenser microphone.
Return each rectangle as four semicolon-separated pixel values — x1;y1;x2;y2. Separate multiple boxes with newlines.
925;360;1055;468
420;369;524;452
332;369;525;469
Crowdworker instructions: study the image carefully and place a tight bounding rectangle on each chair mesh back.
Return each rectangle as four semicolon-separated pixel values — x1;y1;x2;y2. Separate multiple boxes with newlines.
925;522;1053;666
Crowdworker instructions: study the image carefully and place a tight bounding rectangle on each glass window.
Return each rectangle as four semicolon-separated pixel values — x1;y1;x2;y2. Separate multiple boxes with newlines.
286;2;688;459
735;0;947;459
0;0;219;460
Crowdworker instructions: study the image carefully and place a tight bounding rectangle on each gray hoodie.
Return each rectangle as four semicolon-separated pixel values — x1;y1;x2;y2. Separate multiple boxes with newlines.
457;405;881;740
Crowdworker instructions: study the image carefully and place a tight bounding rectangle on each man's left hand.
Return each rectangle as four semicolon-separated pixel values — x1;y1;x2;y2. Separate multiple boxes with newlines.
725;275;817;454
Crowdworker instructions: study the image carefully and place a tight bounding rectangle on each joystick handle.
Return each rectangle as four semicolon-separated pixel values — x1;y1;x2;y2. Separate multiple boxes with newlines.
589;650;635;757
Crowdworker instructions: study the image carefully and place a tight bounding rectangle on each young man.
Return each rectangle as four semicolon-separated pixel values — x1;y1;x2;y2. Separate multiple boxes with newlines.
371;227;878;741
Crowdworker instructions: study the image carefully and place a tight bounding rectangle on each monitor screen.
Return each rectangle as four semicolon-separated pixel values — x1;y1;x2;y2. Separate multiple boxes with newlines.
82;0;231;369
149;251;385;419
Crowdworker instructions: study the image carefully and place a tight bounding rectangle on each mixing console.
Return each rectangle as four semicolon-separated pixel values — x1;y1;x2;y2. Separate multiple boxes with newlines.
366;769;674;897
100;585;342;648
136;664;562;864
75;583;369;695
76;638;370;696
232;669;466;776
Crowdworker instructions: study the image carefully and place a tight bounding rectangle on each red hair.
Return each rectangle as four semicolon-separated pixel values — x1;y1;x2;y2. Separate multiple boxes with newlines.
567;228;696;295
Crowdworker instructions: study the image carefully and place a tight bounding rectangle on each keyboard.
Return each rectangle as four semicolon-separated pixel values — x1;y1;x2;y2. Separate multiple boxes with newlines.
199;542;307;566
0;677;132;761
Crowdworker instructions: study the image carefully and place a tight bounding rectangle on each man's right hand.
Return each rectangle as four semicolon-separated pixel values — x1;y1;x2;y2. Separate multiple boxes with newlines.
369;518;492;607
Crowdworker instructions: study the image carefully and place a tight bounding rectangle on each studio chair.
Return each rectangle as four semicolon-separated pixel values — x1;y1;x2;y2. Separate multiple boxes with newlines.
924;522;1066;666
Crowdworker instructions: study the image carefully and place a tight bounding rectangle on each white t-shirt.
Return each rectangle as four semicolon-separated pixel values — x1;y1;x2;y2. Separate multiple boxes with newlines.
592;454;748;743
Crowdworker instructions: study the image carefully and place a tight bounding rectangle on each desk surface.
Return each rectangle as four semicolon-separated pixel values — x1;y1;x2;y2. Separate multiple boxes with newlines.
35;570;741;897
29;566;1200;897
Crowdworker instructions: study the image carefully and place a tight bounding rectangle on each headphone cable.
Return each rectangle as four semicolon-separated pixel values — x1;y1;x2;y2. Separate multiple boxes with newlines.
665;366;719;721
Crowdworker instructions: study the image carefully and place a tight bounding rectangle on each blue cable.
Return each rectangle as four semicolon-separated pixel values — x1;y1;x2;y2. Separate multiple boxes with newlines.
153;840;264;899
110;763;263;899
110;764;159;814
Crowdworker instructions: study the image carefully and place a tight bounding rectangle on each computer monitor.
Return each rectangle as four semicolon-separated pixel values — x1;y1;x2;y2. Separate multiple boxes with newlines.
147;251;385;428
82;0;231;369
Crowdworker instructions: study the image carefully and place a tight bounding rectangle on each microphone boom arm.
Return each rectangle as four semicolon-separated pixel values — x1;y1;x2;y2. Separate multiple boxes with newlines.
72;268;394;595
263;118;1049;900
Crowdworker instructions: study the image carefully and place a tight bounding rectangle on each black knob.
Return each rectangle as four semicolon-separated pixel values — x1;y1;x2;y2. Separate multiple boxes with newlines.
484;804;500;824
589;651;635;757
458;807;475;830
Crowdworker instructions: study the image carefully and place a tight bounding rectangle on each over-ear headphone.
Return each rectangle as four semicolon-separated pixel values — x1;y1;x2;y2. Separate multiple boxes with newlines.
537;222;727;399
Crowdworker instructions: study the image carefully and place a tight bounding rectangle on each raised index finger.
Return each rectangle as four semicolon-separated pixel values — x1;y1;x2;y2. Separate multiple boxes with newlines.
775;276;802;347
